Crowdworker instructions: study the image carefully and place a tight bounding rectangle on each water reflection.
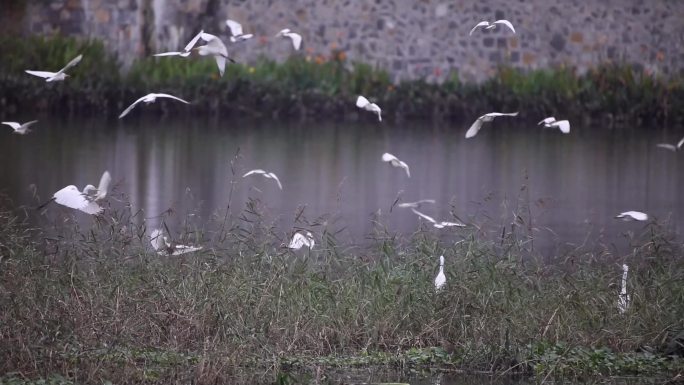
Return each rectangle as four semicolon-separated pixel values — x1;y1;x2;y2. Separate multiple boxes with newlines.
0;116;681;254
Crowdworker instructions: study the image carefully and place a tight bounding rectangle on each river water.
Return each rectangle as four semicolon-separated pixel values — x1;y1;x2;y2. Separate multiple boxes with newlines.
0;116;682;256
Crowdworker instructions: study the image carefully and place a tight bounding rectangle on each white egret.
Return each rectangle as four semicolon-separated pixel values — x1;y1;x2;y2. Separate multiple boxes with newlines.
150;229;203;256
356;95;382;121
412;208;465;228
465;112;519;138
288;231;315;250
275;28;302;50
39;170;111;215
538;117;570;134
615;211;648;221
617;264;631;314
2;120;38;135
153;30;204;57
243;169;283;190
381;153;410;177
469;20;516;35
397;199;436;209
435;255;446;292
656;137;684;152
194;32;233;77
25;54;83;82
225;19;254;42
119;93;190;119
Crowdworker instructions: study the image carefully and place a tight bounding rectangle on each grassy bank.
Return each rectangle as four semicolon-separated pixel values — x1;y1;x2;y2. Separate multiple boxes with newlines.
0;192;683;385
1;36;683;124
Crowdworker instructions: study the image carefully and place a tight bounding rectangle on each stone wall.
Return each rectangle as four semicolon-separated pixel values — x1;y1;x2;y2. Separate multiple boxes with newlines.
15;0;684;82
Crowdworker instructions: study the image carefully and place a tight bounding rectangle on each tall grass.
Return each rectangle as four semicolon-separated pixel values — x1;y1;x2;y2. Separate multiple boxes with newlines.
0;188;682;384
1;36;682;124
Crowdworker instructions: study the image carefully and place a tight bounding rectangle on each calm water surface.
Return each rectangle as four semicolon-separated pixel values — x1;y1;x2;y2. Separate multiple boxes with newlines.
1;116;682;255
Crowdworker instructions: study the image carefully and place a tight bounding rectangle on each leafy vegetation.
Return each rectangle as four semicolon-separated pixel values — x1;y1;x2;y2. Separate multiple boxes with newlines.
1;36;682;124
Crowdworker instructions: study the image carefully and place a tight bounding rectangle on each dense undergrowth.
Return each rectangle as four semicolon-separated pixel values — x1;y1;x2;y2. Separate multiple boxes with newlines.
0;186;682;385
1;36;682;124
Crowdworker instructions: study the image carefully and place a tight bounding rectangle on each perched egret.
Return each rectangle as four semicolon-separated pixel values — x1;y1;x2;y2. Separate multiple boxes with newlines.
615;211;648;221
2;120;38;135
153;30;204;57
150;229;203;256
397;199;436;209
465;112;519;138
225;19;254;42
288;231;315;250
412;208;465;229
194;33;233;77
119;93;190;119
469;20;516;35
435;255;446;292
39;170;112;215
381;153;410;177
617;264;631;314
243;169;283;190
356;96;382;121
538;117;570;134
656;137;684;152
25;54;83;82
275;28;302;50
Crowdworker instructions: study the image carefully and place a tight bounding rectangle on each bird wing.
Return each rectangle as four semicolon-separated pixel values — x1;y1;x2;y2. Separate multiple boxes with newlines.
411;208;437;224
356;95;370;108
243;169;266;177
486;111;519;118
225;19;243;36
214;55;226;77
465;117;484;138
150;229;166;251
616;211;648;221
25;70;57;79
552;120;570;134
152;93;191;104
55;54;83;76
118;95;148;118
677;137;684;149
153;51;183;57
275;28;290;37
381;153;398;162
23;120;39;129
2;122;21;130
184;30;204;52
267;173;283;189
656;144;677;151
171;244;203;256
288;232;306;249
538;117;556;125
54;185;103;214
96;171;112;200
494;19;516;33
435;221;466;228
285;32;302;50
469;21;489;35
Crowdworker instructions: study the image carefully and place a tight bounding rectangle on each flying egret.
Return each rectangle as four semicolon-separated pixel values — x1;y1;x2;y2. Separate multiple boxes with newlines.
25;54;83;82
615;211;648;221
465;112;519;138
153;30;204;57
656;137;684;152
39;170;112;215
225;19;254;42
356;95;382;121
538;117;570;134
119;93;190;119
194;32;234;77
397;199;436;209
435;255;446;292
275;28;302;50
2;120;38;135
381;153;410;177
469;20;516;35
243;169;283;190
412;208;465;228
150;229;203;256
617;264;631;314
288;231;315;250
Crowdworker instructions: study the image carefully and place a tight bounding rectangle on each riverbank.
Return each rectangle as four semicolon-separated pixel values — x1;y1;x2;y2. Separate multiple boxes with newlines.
1;36;683;124
0;196;682;384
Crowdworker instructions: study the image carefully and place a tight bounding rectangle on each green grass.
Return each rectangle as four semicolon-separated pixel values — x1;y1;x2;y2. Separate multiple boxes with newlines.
1;36;683;123
0;187;682;384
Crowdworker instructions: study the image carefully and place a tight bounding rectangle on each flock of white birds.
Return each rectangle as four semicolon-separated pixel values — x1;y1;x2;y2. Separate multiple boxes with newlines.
6;17;661;303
